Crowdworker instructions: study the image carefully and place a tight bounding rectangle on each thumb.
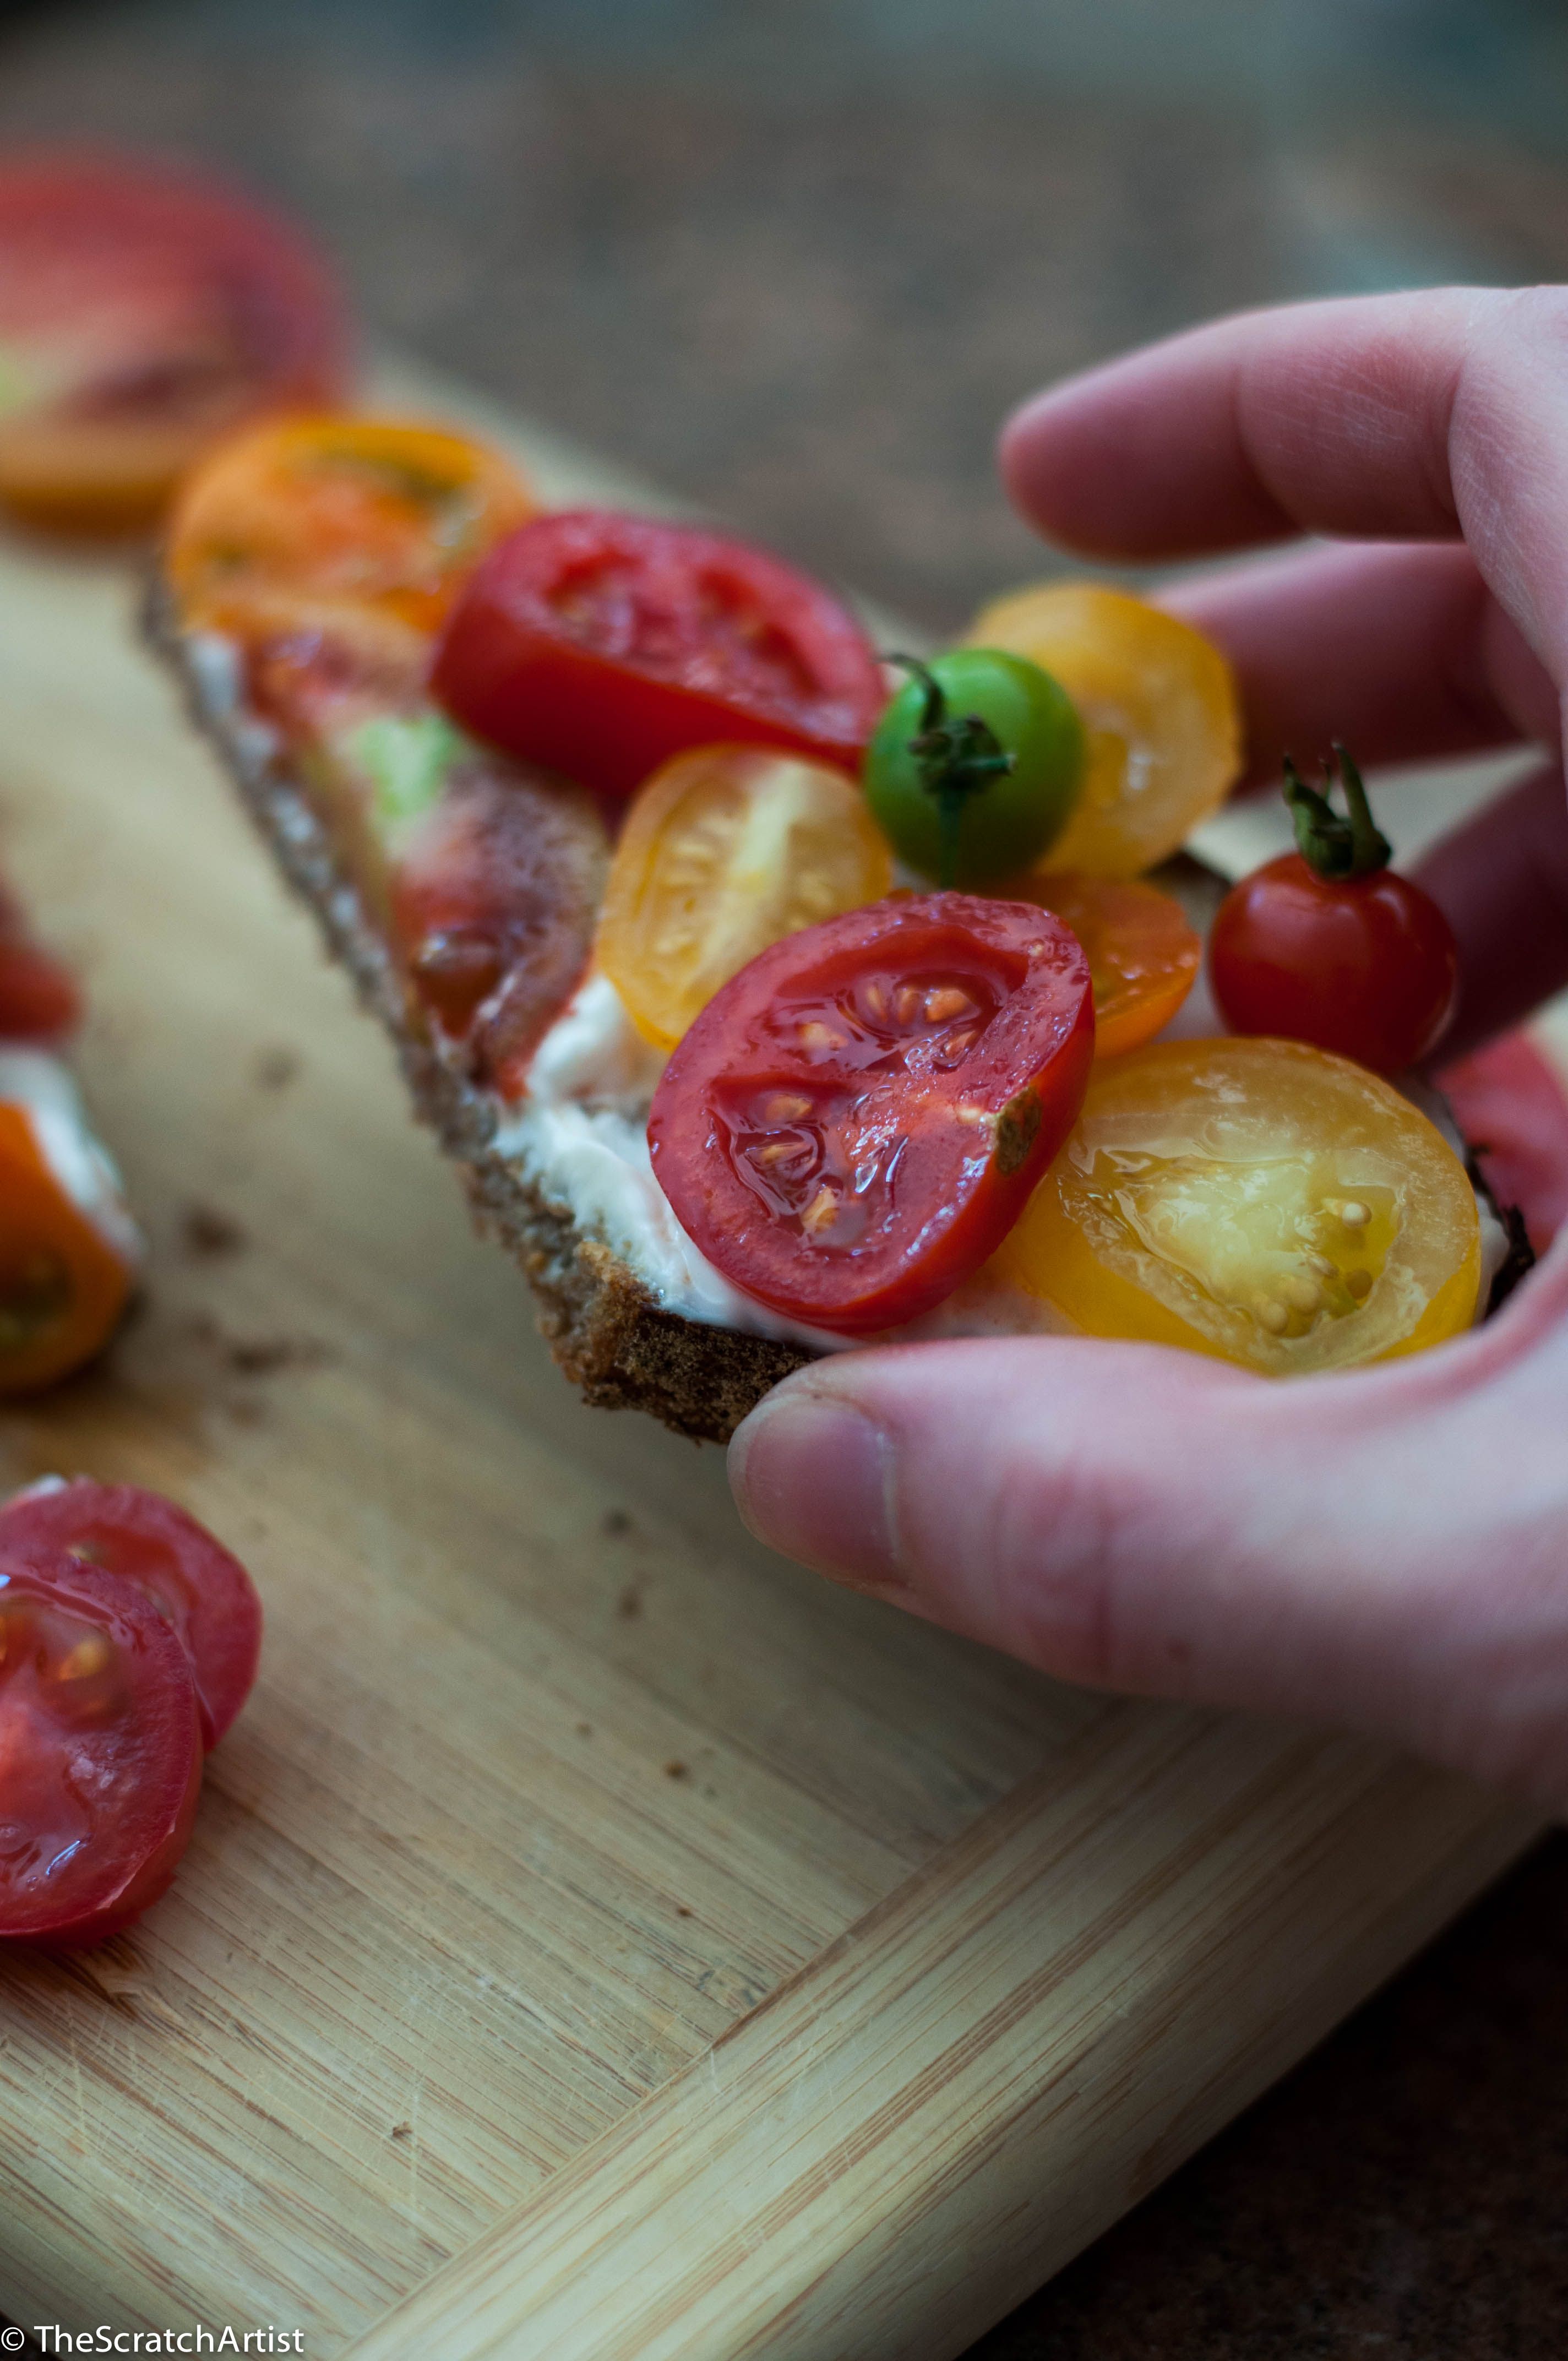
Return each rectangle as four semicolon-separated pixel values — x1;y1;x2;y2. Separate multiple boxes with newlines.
727;1318;1568;1804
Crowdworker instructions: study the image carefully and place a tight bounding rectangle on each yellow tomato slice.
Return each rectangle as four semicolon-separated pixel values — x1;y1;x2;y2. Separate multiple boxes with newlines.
0;1105;133;1397
967;583;1242;877
1008;869;1200;1057
988;1037;1482;1374
595;744;893;1049
167;412;533;641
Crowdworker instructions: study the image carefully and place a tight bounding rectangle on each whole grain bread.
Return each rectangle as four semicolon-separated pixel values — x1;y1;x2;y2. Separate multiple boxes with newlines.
145;581;815;1444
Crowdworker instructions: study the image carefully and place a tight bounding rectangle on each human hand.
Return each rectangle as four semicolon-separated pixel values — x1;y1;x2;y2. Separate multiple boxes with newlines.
729;289;1568;1811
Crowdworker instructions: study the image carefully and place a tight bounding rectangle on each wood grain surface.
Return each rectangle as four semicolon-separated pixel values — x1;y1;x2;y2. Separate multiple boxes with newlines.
0;378;1541;2357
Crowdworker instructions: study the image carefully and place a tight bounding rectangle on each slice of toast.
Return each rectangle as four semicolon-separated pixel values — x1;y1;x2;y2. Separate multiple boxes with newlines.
146;580;816;1444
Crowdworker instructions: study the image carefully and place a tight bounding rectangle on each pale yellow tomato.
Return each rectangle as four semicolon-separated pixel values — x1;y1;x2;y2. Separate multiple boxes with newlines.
988;1037;1482;1374
967;583;1242;877
595;744;893;1048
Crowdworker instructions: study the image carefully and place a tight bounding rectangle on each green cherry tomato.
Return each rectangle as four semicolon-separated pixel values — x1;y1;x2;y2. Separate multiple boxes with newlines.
862;648;1085;889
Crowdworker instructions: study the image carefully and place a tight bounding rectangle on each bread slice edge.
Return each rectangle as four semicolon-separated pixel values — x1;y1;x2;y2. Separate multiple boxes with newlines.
144;580;818;1445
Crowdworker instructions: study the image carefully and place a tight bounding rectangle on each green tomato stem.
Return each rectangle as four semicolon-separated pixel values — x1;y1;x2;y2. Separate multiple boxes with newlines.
887;652;1017;890
1283;743;1392;882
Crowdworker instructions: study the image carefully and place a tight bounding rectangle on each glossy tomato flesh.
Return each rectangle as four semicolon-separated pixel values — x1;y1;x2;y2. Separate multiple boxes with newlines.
649;894;1095;1334
0;1547;203;1945
431;510;887;800
0;1481;262;1749
0;149;350;530
1210;852;1458;1074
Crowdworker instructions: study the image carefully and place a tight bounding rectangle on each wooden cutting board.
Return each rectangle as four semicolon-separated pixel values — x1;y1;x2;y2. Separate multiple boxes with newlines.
0;372;1542;2360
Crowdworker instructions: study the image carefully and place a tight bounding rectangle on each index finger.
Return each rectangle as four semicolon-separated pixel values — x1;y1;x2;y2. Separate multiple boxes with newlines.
1000;287;1568;686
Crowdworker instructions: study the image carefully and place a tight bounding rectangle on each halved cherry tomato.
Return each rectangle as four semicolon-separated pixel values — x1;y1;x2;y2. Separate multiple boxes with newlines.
649;894;1094;1334
0;1102;133;1396
431;510;887;800
596;745;892;1050
167;414;533;644
0;1547;203;1945
967;583;1242;876
1009;870;1199;1057
389;748;608;1096
0;149;350;532
988;1037;1481;1374
0;1481;262;1750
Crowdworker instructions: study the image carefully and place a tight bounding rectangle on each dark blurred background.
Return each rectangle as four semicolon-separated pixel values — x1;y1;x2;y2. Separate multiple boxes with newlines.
4;0;1568;631
4;4;1568;2355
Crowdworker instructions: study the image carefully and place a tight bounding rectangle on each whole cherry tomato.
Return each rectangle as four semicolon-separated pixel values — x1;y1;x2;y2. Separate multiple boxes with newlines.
0;1480;262;1749
0;1547;203;1945
431;510;887;800
967;581;1241;877
988;1035;1482;1374
1209;748;1457;1074
862;650;1083;888
0;149;350;532
596;744;892;1049
648;894;1094;1334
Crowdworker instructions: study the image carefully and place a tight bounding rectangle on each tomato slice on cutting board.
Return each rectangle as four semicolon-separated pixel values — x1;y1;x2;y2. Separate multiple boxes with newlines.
0;148;351;531
649;894;1095;1334
431;509;888;800
0;1481;262;1750
0;1548;203;1946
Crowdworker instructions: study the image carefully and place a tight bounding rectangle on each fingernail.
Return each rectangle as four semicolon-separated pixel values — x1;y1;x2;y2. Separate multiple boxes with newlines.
728;1387;903;1592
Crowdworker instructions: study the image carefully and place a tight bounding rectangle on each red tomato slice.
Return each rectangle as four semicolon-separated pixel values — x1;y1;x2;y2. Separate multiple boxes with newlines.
0;1480;262;1749
431;509;887;800
0;1546;203;1945
1437;1029;1568;1253
649;894;1095;1334
0;149;351;531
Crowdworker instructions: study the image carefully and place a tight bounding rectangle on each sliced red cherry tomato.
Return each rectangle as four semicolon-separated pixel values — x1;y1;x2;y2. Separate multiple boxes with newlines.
1209;749;1458;1074
431;509;887;801
0;149;350;532
0;1481;262;1749
0;1547;203;1945
389;748;607;1097
649;894;1094;1334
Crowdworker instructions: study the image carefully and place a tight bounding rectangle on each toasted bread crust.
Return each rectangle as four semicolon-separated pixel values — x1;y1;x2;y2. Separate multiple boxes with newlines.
145;581;816;1443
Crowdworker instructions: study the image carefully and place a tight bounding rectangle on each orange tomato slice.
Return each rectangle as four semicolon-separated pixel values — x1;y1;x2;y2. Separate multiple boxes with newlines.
595;744;892;1048
988;1037;1481;1374
967;583;1242;877
1008;869;1199;1057
167;414;533;642
0;1103;133;1396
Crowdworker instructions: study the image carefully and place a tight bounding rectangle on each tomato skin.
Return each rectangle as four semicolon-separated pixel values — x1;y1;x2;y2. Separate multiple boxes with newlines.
1209;852;1458;1074
1008;869;1200;1057
0;149;351;532
0;1548;203;1946
0;1481;262;1750
649;894;1094;1335
431;510;887;801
